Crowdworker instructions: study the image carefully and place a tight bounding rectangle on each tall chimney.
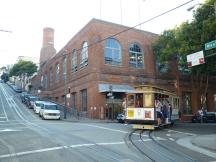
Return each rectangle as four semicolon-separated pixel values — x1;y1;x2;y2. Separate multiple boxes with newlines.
42;27;54;47
40;27;56;66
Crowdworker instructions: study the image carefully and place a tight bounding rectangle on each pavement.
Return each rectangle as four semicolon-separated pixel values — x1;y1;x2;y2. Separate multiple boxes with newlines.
192;134;216;152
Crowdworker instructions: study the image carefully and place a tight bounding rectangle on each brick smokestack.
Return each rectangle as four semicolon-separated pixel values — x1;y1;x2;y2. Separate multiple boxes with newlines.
40;27;56;66
42;27;54;47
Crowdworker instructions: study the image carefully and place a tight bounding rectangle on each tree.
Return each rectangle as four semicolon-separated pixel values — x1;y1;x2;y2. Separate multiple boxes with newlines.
153;0;216;108
1;73;9;82
9;60;37;77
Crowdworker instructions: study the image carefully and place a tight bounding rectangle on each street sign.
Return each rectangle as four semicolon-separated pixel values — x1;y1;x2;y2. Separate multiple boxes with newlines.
187;50;205;67
205;40;216;50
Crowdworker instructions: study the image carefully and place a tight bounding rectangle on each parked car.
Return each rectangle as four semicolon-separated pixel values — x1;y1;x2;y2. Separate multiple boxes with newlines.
26;96;39;108
205;112;216;123
20;92;28;101
192;111;216;123
33;101;45;114
116;113;125;123
39;102;60;120
22;94;30;104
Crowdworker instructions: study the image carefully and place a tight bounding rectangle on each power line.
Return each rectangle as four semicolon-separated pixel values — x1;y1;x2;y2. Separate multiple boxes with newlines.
75;0;194;52
46;0;194;63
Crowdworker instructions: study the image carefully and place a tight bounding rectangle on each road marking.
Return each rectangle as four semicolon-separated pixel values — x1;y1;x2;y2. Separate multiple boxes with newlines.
84;124;129;134
0;88;8;121
169;138;175;141
166;134;171;136
0;141;126;159
0;129;21;132
166;129;195;136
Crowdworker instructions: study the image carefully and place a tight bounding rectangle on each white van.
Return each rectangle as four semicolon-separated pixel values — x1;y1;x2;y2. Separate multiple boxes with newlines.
39;102;60;120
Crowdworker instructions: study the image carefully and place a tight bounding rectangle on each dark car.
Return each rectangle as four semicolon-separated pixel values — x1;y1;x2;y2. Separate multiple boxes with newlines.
22;94;30;103
205;112;216;123
26;96;39;108
192;111;216;123
116;113;125;123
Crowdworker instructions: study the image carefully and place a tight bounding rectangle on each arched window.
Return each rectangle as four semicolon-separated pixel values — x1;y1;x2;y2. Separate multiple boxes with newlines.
80;42;88;68
71;49;77;72
104;38;122;65
129;43;144;68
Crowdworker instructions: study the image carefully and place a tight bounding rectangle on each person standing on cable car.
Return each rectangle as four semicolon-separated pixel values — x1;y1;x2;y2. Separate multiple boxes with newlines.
162;101;168;123
168;103;172;121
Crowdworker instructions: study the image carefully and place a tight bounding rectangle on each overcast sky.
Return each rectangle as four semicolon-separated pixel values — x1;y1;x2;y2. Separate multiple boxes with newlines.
0;0;204;67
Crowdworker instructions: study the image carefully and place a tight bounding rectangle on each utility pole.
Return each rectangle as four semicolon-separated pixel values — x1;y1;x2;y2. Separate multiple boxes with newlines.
63;56;67;119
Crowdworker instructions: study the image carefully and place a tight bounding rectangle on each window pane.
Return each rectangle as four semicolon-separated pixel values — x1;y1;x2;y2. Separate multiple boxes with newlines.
80;42;88;68
104;38;121;65
129;43;143;68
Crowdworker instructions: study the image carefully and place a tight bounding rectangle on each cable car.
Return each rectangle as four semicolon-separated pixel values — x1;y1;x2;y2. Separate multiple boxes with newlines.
125;85;179;130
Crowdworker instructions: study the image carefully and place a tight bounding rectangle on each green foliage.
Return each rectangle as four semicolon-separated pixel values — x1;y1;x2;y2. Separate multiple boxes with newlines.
9;60;37;77
153;0;216;75
1;73;9;82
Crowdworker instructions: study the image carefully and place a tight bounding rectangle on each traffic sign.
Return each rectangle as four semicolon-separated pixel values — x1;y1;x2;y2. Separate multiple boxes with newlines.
187;50;205;67
205;40;216;50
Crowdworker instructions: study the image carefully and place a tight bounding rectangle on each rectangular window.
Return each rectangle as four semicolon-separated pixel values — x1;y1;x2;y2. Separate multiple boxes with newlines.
71;52;77;72
80;89;87;111
182;92;192;114
71;92;77;110
44;74;48;89
56;64;59;82
50;67;53;85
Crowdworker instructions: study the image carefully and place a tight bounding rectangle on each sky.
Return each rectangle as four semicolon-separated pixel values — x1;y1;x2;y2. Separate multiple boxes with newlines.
0;0;204;67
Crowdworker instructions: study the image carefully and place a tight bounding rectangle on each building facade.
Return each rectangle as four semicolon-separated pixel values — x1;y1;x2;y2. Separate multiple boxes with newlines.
32;19;216;121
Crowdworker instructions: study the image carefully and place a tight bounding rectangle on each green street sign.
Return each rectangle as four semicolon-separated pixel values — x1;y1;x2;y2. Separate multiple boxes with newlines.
205;40;216;50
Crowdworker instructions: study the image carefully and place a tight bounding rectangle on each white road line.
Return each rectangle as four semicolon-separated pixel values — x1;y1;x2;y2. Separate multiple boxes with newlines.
0;86;8;121
166;129;195;136
169;138;175;141
83;124;129;134
0;141;127;159
166;134;171;136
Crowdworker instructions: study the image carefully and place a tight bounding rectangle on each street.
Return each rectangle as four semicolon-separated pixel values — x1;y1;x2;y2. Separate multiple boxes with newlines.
0;82;216;162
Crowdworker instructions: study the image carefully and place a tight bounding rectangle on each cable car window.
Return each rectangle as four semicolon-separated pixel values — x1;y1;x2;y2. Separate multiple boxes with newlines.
135;94;143;107
127;94;135;107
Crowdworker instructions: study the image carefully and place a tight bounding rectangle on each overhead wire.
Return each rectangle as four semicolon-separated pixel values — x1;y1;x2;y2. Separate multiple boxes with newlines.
43;0;194;63
74;0;194;52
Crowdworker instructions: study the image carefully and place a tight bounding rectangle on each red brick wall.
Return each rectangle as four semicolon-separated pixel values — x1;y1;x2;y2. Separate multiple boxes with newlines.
32;19;216;120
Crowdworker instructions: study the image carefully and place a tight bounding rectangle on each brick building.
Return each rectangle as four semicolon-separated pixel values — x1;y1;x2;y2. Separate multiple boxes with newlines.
32;18;216;121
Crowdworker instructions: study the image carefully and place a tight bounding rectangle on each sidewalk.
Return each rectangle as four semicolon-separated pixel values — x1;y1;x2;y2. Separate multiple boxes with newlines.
61;116;117;123
192;134;216;152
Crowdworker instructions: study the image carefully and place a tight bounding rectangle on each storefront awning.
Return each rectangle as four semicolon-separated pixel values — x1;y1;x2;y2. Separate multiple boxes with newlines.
98;84;135;93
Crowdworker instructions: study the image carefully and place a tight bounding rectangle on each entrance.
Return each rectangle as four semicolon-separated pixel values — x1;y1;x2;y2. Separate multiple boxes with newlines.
105;102;123;120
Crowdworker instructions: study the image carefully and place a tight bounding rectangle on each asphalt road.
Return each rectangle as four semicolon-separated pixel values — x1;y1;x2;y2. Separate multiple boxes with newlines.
0;83;215;162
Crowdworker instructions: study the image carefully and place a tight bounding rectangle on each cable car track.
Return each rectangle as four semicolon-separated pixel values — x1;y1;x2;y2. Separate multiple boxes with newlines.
148;130;198;162
127;129;156;162
126;129;199;162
